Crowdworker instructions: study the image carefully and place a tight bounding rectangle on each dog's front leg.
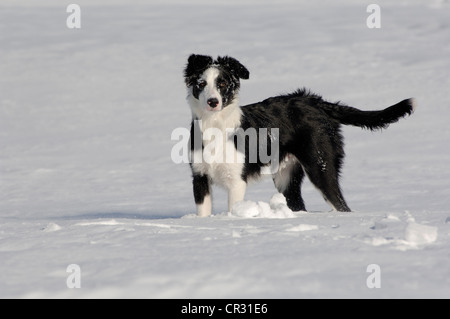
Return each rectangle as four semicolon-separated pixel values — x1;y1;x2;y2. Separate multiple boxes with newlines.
193;174;212;217
228;179;247;212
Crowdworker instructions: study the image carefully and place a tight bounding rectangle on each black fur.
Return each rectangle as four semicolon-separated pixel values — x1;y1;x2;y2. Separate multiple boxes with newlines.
239;89;350;211
215;56;250;80
184;54;213;87
189;119;209;205
192;174;210;205
184;55;415;213
185;54;249;107
239;88;414;211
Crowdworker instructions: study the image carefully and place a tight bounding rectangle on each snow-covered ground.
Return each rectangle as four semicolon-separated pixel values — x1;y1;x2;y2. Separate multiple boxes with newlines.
1;0;449;298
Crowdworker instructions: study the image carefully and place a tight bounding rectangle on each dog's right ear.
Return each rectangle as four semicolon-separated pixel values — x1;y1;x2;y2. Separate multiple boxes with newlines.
184;54;213;86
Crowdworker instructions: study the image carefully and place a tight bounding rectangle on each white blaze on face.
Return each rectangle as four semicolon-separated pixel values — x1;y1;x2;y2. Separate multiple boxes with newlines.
199;67;222;111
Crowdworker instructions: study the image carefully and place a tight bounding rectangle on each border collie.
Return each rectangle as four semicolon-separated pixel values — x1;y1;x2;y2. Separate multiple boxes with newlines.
184;54;415;216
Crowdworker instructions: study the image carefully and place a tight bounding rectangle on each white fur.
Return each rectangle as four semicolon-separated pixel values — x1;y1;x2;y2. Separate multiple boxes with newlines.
228;179;247;211
199;67;222;111
187;68;246;216
197;193;212;217
410;98;417;114
273;154;299;192
190;104;246;209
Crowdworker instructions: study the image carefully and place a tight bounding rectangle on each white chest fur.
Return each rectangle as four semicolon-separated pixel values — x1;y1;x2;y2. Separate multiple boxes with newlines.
190;103;245;190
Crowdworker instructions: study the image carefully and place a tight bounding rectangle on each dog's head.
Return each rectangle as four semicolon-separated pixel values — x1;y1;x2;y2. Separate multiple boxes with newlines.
184;54;249;112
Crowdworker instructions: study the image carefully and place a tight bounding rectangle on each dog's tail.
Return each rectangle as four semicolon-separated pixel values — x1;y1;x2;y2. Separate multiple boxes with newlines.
320;98;416;130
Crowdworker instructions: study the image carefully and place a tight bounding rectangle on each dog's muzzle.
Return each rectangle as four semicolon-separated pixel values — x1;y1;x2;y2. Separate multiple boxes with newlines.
207;98;219;108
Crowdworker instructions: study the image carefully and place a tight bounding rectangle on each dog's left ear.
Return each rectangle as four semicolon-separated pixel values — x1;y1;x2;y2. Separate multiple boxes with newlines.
216;56;250;80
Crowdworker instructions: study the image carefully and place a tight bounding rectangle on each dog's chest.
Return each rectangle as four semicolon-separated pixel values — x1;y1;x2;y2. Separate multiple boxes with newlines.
190;112;244;188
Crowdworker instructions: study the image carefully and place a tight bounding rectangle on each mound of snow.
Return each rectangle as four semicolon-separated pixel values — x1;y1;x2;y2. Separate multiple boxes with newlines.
229;193;306;218
41;222;62;232
366;212;438;251
404;222;438;246
286;224;319;232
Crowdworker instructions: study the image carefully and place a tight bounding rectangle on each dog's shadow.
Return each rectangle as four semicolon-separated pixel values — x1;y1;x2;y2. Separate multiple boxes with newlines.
50;211;185;221
43;207;330;223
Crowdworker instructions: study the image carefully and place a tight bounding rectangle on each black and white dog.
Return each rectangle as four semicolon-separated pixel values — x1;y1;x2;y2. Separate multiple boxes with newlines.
184;54;415;216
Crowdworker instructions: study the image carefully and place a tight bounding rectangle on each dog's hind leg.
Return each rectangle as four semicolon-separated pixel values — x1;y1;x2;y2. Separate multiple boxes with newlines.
273;155;307;211
316;178;350;212
299;151;351;212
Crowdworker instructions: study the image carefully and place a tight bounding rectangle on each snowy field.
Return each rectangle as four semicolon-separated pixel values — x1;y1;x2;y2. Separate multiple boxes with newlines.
1;0;449;298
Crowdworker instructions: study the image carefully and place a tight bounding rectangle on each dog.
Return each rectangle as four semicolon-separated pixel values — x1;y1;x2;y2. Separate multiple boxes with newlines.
184;54;415;216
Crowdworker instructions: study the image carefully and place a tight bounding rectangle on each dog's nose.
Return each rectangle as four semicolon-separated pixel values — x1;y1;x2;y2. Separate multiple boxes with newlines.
207;98;219;108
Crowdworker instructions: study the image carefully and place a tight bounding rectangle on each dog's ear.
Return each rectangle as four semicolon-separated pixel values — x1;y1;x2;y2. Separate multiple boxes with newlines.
184;54;213;86
216;56;250;80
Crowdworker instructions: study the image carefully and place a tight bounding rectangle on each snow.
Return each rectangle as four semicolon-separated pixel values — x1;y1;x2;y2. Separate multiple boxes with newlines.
1;0;450;298
228;194;302;219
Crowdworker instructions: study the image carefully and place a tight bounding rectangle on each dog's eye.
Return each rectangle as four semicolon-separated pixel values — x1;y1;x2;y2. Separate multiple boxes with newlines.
197;81;207;88
218;81;227;88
